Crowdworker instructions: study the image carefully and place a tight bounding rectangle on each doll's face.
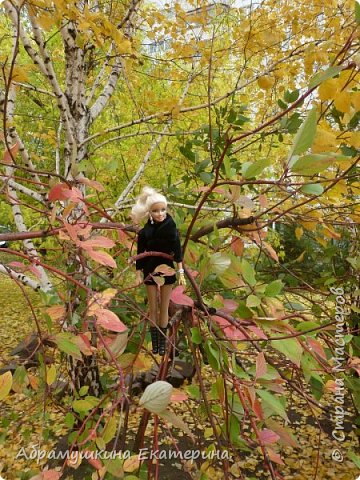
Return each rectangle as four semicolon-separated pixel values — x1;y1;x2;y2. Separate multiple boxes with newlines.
150;202;167;223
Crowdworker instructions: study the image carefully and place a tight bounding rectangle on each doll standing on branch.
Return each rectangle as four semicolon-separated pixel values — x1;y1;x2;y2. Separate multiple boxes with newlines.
131;186;186;356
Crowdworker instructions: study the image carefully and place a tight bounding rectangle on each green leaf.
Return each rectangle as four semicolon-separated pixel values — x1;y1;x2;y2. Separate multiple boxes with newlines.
72;395;99;413
301;352;324;383
291;153;347;174
246;294;261;308
271;338;303;367
104;457;125;477
300;183;324;195
54;332;82;361
210;252;231;274
241;259;256;286
191;327;202;345
204;340;221;371
348;450;360;468
256;390;288;421
64;412;75;429
356;1;360;24
199;171;213;184
242;158;270;179
284;89;299;103
186;384;201;399
264;280;284;297
288;108;317;161
102;416;118;443
308;65;343;89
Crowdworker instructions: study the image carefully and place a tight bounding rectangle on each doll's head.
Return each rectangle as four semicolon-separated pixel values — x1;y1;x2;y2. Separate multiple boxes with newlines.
131;186;168;224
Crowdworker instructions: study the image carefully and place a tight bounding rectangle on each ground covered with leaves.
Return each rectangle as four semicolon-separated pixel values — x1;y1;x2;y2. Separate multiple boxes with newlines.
0;274;358;480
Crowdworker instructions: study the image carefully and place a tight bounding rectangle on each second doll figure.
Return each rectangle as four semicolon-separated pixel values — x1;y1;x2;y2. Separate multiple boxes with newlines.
131;186;186;356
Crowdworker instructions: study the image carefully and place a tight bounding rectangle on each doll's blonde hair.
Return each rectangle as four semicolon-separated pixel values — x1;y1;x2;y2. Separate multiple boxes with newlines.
131;186;167;224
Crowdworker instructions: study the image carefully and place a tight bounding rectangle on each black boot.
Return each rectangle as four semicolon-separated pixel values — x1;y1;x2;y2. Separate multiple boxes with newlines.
150;327;158;354
158;327;168;356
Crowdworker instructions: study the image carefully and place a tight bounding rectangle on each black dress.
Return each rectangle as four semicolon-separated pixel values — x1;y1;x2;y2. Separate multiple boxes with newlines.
136;214;182;285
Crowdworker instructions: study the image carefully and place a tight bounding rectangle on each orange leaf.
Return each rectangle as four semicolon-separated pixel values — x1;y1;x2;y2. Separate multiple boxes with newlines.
170;390;188;402
81;236;115;249
231;236;244;256
255;351;267;379
266;448;284;465
48;183;72;202
46;305;66;321
95;309;127;333
3;142;19;164
78;177;105;192
307;337;327;361
87;249;117;268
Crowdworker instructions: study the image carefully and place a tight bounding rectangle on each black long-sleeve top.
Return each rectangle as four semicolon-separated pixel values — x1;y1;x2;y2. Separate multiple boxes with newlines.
136;214;182;285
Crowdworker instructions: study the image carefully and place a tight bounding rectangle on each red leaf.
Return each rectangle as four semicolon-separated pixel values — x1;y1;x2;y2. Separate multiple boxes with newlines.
74;333;93;356
307;337;327;361
95;309;127;333
223;299;238;313
8;261;26;270
3;142;19;164
258;428;280;445
256;351;267;378
263;241;279;262
48;183;72;202
211;315;246;340
87;249;117;268
247;325;268;339
85;452;103;470
252;397;264;420
42;470;62;480
170;286;194;307
81;236;115;249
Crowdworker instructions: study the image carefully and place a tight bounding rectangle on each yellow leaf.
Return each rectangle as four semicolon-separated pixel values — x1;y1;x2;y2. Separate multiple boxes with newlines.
349;131;360;148
0;371;13;401
322;225;341;240
334;91;351;113
318;78;339;101
37;13;55;30
299;221;317;231
295;227;303;240
258;76;275;90
123;455;140;473
102;415;118;444
46;364;57;385
294;251;306;263
46;304;66;321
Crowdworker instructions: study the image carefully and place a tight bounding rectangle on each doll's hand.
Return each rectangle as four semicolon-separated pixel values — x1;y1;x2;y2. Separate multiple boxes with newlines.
178;270;186;287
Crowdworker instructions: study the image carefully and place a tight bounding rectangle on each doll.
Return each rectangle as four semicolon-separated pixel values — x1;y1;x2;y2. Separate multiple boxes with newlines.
131;186;186;355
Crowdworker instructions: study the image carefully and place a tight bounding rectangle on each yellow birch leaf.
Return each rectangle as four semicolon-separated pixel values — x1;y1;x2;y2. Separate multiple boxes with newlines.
295;227;303;240
318;78;338;101
315;236;328;247
351;91;360;110
258;76;275;90
299;221;317;231
46;364;57;385
37;13;55;30
334;91;351;113
349;132;360;148
0;371;13;400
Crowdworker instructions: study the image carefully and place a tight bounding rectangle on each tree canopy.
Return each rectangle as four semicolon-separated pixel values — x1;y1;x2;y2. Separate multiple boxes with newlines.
0;0;359;479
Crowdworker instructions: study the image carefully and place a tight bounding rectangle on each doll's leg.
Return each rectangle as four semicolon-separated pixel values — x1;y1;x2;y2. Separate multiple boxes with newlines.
146;284;159;353
158;284;173;355
159;284;172;327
